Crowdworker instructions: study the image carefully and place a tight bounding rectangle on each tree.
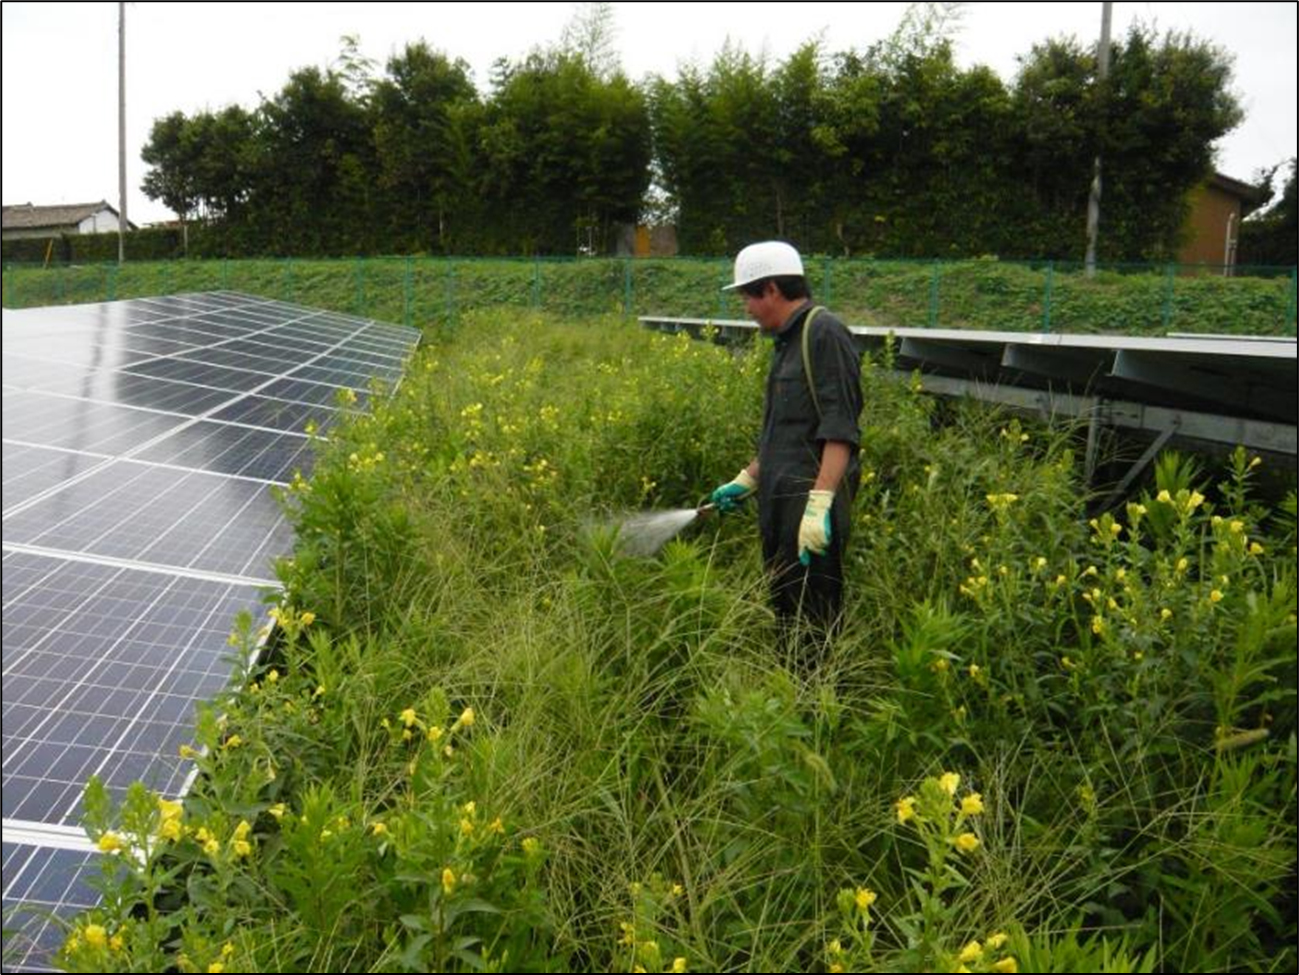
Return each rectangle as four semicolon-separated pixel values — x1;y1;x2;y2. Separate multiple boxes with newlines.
140;112;199;226
1010;24;1242;261
481;52;649;253
560;1;619;81
1238;158;1297;268
255;66;373;254
370;42;479;252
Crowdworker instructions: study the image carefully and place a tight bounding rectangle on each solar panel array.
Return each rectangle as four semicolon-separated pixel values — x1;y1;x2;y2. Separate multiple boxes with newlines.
2;292;420;970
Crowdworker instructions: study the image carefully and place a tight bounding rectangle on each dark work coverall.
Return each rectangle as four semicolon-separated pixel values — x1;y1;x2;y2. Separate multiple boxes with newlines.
756;301;863;636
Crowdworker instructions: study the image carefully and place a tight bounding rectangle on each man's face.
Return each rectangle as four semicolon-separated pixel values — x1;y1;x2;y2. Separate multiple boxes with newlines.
742;282;782;332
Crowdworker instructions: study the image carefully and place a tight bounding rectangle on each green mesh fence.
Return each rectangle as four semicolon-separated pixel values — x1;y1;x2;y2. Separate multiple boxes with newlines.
3;256;1294;337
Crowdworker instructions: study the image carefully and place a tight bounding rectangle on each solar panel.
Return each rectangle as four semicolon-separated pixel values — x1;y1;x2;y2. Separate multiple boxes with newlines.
2;291;420;970
3;842;101;972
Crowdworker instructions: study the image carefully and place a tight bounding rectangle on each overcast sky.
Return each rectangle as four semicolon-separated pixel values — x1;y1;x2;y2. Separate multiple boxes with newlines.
3;1;1295;226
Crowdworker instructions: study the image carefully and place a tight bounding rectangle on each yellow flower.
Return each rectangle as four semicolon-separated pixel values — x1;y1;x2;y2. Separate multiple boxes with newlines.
442;867;457;895
959;940;984;963
992;957;1019;973
1209;590;1224;603
427;725;444;742
371;822;389;836
158;818;183;842
986;932;1008;950
97;832;125;854
110;934;124;952
158;797;183;821
961;792;984;816
855;887;877;911
672;958;688;973
955;832;980;853
83;924;107;949
222;942;235;958
300;611;316;626
1160;608;1172;621
268;803;287;820
1229;520;1244;534
1249;542;1264;555
1156;489;1173;503
223;734;243;749
179;744;199;759
896;795;917;823
522;837;542;858
231;839;252;858
208;964;225;974
939;772;961;796
1175;557;1189;573
455;707;476;729
400;708;417;728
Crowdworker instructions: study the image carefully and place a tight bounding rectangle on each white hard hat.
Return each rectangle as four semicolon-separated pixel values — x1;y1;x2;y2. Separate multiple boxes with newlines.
722;240;805;291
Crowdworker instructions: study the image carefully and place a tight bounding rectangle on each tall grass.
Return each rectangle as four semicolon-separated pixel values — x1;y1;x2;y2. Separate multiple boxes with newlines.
42;310;1296;973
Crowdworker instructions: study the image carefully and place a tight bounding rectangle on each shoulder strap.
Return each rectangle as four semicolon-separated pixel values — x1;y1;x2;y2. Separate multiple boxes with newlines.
801;305;825;420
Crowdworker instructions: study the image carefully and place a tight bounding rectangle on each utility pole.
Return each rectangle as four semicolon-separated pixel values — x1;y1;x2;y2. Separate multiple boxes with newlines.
1084;1;1112;277
118;1;127;264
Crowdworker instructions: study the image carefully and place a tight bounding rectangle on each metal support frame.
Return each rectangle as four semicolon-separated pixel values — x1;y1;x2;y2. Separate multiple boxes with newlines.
1098;421;1180;512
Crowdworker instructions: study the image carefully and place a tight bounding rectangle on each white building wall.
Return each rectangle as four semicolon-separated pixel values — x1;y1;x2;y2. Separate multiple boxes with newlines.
78;209;121;234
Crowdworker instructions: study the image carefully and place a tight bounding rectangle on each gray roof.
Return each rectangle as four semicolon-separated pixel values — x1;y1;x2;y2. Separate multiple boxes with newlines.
2;201;118;230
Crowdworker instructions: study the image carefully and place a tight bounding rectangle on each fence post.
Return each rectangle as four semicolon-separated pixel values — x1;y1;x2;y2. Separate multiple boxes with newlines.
1041;261;1054;333
445;257;456;331
623;258;633;318
928;260;941;328
404;255;414;330
1288;267;1297;334
1161;263;1176;332
354;257;366;317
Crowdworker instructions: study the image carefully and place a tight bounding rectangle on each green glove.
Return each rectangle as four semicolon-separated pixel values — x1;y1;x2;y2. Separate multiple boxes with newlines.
710;468;757;513
798;490;834;565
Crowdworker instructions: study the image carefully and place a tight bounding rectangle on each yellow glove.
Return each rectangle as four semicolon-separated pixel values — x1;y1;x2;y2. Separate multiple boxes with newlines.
798;490;834;565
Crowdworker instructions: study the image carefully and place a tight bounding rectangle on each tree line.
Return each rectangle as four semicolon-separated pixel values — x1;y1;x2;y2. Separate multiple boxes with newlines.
140;12;1251;262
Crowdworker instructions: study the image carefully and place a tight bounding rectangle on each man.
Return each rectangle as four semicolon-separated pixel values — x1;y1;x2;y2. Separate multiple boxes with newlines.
709;241;863;654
